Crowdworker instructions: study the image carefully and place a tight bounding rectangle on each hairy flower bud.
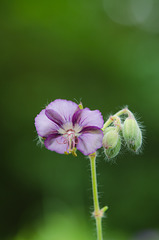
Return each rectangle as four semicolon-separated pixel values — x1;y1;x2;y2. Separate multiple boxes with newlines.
103;127;121;159
103;127;118;149
123;117;142;152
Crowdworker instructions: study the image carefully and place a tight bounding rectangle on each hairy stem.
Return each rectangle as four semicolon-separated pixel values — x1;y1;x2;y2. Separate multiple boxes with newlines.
89;152;107;240
102;108;133;131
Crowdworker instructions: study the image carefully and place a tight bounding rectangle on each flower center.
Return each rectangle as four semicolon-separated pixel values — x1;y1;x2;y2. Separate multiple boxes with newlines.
59;129;77;156
58;122;82;156
65;129;77;151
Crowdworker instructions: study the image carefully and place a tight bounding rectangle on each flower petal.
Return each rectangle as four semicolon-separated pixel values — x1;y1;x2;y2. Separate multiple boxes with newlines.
72;108;82;126
45;134;68;154
80;126;102;134
46;99;78;122
78;108;104;128
35;109;59;137
45;109;64;127
77;130;103;155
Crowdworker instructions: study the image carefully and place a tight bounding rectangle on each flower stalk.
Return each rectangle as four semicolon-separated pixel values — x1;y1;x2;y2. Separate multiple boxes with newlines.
102;108;133;131
89;152;108;240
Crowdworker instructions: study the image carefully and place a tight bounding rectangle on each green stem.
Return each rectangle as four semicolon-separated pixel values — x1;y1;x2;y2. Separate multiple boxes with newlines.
102;108;133;131
89;152;107;240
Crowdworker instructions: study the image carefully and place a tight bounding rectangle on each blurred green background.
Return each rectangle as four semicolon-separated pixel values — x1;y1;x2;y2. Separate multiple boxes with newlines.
1;0;159;239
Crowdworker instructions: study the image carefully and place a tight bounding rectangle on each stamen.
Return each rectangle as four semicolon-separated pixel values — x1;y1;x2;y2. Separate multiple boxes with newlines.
56;128;78;156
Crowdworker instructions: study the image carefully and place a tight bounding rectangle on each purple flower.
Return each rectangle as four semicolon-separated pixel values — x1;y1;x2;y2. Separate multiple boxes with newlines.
35;99;104;156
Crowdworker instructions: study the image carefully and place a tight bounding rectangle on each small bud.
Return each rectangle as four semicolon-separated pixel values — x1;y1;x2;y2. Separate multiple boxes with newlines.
123;117;142;152
103;127;118;149
78;102;83;109
103;127;121;159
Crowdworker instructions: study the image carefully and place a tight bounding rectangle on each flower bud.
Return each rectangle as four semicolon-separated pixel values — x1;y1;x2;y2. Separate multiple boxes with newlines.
103;127;118;149
123;117;142;152
103;127;121;159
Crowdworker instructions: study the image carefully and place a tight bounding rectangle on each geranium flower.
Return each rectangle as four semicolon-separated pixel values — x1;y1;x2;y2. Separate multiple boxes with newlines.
35;99;104;156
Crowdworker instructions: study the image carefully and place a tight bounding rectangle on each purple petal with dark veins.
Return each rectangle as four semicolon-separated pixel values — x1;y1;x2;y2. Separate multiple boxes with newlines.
72;108;82;125
45;134;68;154
77;108;104;128
35;109;59;138
77;129;103;155
80;126;102;134
45;109;64;127
46;99;78;122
